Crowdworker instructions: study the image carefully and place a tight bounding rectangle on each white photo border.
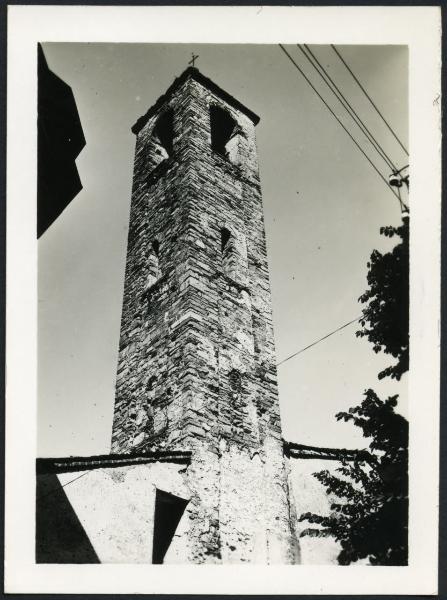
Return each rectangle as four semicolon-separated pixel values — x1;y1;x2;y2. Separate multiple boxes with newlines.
5;4;441;595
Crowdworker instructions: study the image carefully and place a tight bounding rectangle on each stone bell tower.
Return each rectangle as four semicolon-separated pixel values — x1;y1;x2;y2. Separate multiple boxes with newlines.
111;67;299;564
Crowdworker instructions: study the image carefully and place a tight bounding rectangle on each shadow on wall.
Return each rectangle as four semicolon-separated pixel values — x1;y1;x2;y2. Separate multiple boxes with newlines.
36;473;99;563
36;470;189;564
152;489;189;564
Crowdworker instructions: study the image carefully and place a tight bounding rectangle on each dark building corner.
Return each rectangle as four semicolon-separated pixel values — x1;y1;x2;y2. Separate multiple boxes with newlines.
37;43;86;238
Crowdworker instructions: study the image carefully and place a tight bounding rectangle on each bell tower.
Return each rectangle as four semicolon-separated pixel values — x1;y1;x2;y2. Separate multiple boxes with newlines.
111;67;299;564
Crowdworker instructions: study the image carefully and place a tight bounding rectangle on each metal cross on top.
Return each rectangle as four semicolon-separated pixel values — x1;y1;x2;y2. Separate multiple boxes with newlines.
189;53;199;68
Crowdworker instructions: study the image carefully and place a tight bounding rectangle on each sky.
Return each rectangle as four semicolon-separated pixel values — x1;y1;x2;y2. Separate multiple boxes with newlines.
38;43;408;458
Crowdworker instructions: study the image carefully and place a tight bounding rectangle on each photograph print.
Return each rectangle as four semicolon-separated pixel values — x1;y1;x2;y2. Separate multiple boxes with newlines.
35;41;412;567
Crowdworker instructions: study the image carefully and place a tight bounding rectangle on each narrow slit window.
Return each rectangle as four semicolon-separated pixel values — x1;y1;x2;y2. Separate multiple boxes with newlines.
221;227;231;252
147;240;161;288
229;368;243;400
147;375;157;391
252;312;267;355
220;228;247;282
221;228;235;279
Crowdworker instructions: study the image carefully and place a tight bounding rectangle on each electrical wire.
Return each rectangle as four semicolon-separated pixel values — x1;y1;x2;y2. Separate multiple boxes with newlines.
276;316;363;367
278;45;402;205
37;470;91;502
331;44;409;156
299;44;397;171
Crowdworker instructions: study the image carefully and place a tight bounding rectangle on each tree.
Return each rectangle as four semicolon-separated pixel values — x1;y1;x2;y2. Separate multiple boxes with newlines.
299;389;408;565
299;215;409;565
356;215;409;380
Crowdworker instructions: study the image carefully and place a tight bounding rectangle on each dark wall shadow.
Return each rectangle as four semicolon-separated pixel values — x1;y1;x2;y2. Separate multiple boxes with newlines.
36;473;99;563
152;489;188;564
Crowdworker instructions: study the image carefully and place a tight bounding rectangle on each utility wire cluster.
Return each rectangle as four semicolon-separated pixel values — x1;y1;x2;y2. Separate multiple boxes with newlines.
330;44;409;157
276;45;409;366
279;44;409;212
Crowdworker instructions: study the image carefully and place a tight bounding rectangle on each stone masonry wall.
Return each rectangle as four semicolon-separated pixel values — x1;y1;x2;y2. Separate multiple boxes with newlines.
111;69;299;564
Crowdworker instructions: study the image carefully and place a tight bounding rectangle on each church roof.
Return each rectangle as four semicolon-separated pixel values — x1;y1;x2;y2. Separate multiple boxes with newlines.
132;66;260;134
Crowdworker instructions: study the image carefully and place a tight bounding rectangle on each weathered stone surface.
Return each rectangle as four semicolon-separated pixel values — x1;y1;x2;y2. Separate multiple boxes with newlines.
111;67;299;564
291;458;343;565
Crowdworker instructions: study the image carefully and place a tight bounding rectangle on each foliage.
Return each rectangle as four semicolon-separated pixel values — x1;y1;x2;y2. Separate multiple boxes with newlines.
356;215;409;380
299;215;410;565
299;389;408;565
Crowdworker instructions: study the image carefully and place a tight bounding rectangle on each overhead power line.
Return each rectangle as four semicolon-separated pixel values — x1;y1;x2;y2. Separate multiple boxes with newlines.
331;44;409;157
278;45;401;205
277;316;362;367
37;470;90;502
298;44;397;171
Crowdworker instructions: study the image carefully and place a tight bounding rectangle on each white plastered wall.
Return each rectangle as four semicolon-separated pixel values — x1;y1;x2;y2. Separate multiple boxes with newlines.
58;462;190;563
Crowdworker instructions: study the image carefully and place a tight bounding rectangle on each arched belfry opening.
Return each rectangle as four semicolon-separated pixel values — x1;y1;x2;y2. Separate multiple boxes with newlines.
210;105;243;161
153;109;174;160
